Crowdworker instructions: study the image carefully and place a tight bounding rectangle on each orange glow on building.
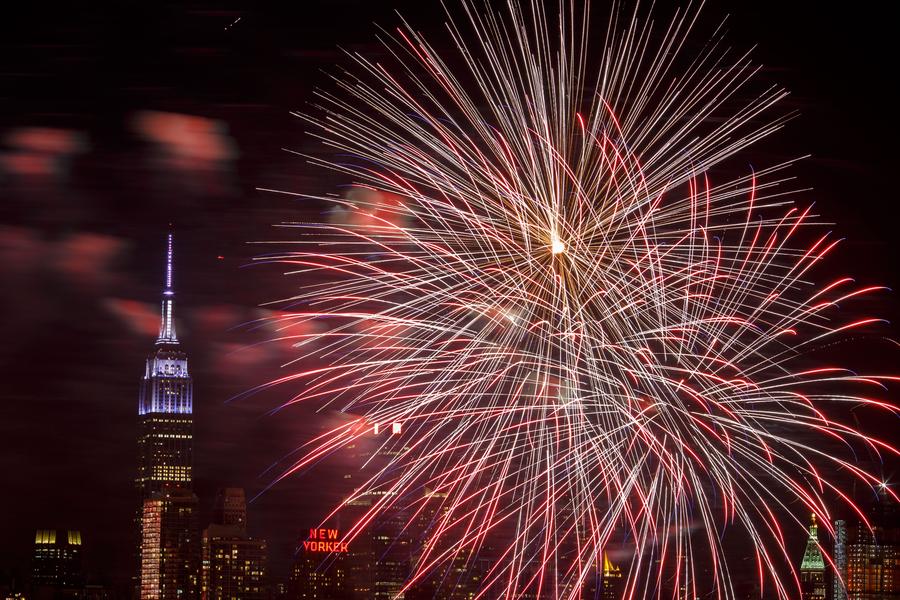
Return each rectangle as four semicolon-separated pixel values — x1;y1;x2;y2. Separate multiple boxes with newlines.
140;489;200;600
140;501;162;600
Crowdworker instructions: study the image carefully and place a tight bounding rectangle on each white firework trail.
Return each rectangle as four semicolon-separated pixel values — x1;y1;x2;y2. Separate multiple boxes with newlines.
253;1;899;598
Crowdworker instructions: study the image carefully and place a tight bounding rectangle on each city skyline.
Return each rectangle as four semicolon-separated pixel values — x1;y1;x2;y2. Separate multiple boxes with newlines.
23;230;895;600
1;0;899;598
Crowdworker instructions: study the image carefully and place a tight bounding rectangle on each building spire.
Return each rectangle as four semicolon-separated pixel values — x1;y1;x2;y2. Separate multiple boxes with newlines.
156;233;178;344
800;513;825;571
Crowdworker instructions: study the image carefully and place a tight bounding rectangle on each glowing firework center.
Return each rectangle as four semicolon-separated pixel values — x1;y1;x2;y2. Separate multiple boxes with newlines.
550;232;566;255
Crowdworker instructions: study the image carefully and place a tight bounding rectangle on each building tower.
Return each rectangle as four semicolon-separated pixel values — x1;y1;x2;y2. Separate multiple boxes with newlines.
137;235;200;600
212;488;247;529
406;487;486;600
341;422;410;600
201;488;268;600
799;514;826;600
32;529;84;598
141;488;201;600
834;519;848;600
136;233;194;499
599;553;623;600
289;528;349;600
846;487;899;599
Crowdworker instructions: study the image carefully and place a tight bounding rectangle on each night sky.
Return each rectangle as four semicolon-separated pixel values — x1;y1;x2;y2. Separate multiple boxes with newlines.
1;0;898;593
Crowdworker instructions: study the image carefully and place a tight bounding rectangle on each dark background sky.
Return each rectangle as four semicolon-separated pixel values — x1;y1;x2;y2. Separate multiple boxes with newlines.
0;0;898;593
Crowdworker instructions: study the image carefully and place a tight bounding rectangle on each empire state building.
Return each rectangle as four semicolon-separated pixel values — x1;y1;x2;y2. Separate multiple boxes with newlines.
137;235;200;600
137;234;193;497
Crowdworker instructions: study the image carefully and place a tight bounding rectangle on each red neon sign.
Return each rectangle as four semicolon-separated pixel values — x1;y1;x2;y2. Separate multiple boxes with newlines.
302;528;348;553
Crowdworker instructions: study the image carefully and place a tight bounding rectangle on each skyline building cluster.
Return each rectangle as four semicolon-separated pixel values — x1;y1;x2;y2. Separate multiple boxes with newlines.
842;493;899;599
137;235;268;600
796;496;899;600
286;423;627;600
3;235;898;600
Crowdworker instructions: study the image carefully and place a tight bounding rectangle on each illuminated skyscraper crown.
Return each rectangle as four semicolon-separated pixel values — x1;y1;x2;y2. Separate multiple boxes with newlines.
800;513;825;571
602;553;621;578
157;233;178;345
138;234;192;415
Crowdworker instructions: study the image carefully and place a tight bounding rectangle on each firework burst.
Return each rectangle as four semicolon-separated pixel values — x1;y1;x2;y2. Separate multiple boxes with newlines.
256;1;899;598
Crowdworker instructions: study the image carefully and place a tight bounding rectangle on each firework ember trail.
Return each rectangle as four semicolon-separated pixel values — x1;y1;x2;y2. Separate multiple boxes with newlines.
254;1;899;598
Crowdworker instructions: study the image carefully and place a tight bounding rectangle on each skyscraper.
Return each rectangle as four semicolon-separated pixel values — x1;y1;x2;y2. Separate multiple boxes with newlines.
289;539;349;600
141;488;201;600
341;423;410;599
201;488;268;600
341;483;410;599
212;488;247;530
406;488;484;600
846;489;899;600
137;234;193;500
32;529;83;599
137;235;199;600
834;519;848;600
599;553;623;600
799;514;826;600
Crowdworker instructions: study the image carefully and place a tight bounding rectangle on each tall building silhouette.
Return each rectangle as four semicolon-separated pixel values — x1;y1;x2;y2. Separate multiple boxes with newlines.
846;489;899;599
211;488;247;529
406;488;486;600
599;553;623;600
136;234;193;499
289;533;349;600
341;423;410;599
32;529;84;599
201;488;268;600
137;235;199;600
799;514;826;600
834;519;848;600
141;488;201;600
